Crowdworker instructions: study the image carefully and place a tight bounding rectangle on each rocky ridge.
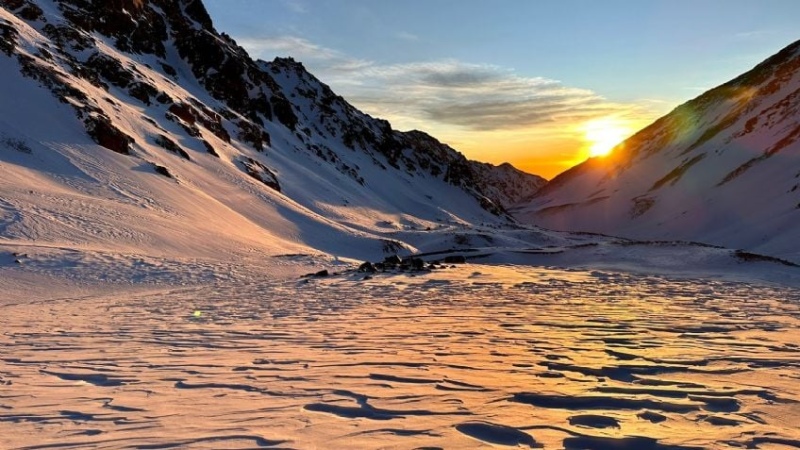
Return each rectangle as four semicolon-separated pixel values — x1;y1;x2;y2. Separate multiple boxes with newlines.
0;0;544;222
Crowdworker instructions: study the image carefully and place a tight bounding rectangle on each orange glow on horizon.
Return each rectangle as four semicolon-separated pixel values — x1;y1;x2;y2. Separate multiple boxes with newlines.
583;118;634;158
391;111;663;180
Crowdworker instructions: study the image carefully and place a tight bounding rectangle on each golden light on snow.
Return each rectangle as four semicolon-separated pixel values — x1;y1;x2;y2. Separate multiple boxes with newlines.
584;117;632;158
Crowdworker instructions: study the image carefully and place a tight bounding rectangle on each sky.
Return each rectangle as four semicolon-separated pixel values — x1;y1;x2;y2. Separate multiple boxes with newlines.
203;0;799;179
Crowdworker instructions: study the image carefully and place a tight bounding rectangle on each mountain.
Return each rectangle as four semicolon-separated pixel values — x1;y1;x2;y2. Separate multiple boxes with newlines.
515;40;800;262
0;0;544;262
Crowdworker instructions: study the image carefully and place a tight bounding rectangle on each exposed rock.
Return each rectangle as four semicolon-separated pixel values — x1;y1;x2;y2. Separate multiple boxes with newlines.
383;255;402;265
128;81;158;105
0;20;18;56
238;120;271;151
444;255;467;264
85;115;133;154
168;103;197;125
240;157;280;192
358;262;376;273
201;140;219;157
152;163;173;178
405;257;425;270
18;2;43;21
154;134;190;160
84;53;133;88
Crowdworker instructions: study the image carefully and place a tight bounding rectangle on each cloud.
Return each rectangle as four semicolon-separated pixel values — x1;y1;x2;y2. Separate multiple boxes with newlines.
237;36;338;61
237;35;652;133
734;30;774;40
280;0;307;14
320;60;646;131
395;31;420;42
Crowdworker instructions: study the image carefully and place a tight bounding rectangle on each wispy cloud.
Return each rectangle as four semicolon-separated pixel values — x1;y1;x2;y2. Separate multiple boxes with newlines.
327;60;646;132
734;30;775;40
238;35;654;134
238;36;338;61
395;31;420;42
280;0;307;14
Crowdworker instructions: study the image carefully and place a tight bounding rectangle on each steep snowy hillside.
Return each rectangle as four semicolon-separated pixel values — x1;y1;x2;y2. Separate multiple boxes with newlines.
515;40;800;262
0;0;543;263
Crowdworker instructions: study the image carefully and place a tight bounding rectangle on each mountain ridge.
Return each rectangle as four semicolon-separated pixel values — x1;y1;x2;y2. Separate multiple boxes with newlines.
0;0;545;262
515;39;800;262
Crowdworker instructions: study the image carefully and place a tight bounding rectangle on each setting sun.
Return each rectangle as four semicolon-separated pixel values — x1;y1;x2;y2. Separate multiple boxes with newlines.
584;118;632;158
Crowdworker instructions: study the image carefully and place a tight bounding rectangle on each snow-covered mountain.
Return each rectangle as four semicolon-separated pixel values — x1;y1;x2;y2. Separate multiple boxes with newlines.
515;40;800;262
0;0;544;262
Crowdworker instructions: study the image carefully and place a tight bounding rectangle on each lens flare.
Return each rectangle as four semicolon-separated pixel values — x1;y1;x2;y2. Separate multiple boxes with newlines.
584;118;632;157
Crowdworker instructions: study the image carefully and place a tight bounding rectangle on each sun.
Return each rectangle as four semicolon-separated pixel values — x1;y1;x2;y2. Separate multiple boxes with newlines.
584;118;632;158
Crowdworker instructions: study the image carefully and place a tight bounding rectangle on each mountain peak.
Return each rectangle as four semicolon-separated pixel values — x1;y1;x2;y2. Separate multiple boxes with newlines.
0;0;547;261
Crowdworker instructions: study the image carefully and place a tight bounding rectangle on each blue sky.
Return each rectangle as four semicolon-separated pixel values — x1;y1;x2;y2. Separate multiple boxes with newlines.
204;0;800;178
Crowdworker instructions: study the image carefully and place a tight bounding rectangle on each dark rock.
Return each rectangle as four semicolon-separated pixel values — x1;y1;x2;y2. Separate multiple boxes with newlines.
1;136;32;153
154;134;190;160
182;0;213;29
201;140;219;157
271;94;297;130
152;163;172;178
3;0;25;10
168;102;197;124
240;157;280;192
128;81;158;105
19;3;43;21
404;257;425;270
155;92;172;104
444;255;467;264
85;115;133;154
85;53;133;88
238;120;271;151
160;62;177;77
314;269;329;277
0;21;18;56
358;261;376;273
41;23;93;52
383;255;402;265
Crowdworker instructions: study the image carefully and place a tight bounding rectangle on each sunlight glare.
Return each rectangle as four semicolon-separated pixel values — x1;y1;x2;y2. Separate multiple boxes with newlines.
584;118;632;157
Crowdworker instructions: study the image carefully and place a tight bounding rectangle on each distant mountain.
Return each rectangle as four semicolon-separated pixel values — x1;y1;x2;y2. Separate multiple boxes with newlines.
514;40;800;262
0;0;544;261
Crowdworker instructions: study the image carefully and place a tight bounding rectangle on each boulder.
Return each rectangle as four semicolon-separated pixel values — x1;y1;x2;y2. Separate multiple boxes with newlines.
404;257;425;270
358;261;376;273
383;255;402;265
444;255;467;264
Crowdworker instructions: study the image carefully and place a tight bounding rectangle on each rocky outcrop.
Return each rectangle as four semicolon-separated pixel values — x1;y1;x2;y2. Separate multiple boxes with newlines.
1;0;545;224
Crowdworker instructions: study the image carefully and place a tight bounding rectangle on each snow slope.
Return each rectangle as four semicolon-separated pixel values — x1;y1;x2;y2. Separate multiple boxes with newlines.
0;0;544;266
515;40;800;262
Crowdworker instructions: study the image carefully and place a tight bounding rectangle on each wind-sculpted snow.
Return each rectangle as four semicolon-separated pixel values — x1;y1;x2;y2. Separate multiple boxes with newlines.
2;265;799;449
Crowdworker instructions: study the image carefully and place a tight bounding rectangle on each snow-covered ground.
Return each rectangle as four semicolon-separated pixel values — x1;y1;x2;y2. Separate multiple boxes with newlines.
2;3;800;449
2;251;800;449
